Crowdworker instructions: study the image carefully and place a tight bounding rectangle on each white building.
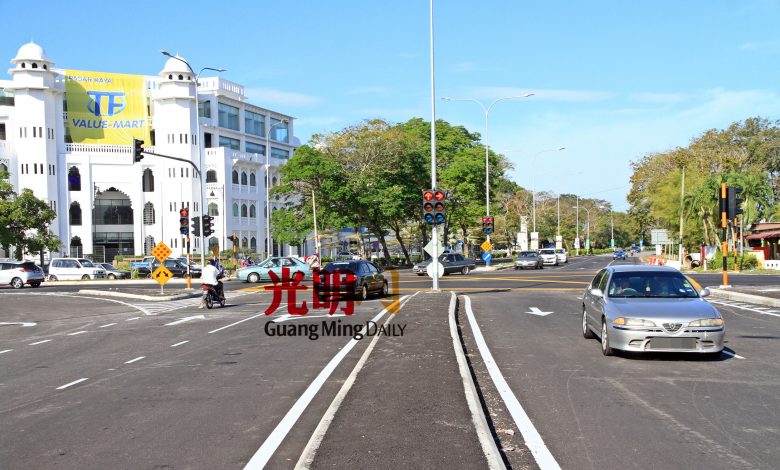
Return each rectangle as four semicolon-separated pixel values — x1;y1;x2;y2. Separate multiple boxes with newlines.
0;42;301;262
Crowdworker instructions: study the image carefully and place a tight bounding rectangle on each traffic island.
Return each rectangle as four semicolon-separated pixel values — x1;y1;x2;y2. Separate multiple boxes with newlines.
78;288;201;302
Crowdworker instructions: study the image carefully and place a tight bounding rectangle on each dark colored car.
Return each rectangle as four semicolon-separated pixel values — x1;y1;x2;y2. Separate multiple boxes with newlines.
413;253;476;276
613;249;627;260
314;260;388;300
137;259;201;278
98;263;131;280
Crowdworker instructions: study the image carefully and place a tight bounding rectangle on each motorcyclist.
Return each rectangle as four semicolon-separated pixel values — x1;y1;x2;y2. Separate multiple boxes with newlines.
199;259;224;308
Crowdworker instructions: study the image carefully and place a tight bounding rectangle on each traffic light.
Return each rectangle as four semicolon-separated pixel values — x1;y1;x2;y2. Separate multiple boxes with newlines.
727;186;744;219
179;208;189;236
133;138;144;163
433;190;446;224
202;215;214;237
482;216;494;234
719;183;727;228
422;189;435;224
191;216;201;237
227;234;239;245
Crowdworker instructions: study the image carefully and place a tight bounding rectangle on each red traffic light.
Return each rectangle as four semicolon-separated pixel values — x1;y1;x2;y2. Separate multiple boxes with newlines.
423;190;434;201
434;190;445;201
179;208;189;218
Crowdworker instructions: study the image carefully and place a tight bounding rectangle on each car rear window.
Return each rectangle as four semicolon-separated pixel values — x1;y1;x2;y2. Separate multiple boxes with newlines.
322;262;357;273
20;262;39;270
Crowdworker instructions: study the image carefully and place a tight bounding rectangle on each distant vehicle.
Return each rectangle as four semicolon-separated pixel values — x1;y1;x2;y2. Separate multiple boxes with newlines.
515;251;543;270
315;260;388;300
98;263;131;280
538;248;559;266
613;249;627;260
413;253;476;276
555;248;568;264
237;256;313;283
0;261;44;288
48;258;106;281
582;265;724;356
136;259;200;278
336;252;361;260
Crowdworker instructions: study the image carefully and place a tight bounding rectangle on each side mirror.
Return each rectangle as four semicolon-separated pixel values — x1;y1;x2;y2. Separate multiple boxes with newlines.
699;287;711;298
589;288;604;298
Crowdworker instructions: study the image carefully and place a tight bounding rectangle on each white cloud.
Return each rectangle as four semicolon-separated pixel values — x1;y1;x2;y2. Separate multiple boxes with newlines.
466;86;615;102
244;87;321;107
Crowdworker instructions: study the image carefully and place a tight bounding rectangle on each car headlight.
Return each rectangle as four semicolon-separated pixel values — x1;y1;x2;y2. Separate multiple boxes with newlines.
613;317;656;327
689;318;724;327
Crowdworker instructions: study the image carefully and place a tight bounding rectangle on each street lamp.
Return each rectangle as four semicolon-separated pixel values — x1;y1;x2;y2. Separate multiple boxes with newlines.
441;93;534;267
266;118;289;258
531;147;566;234
161;50;225;267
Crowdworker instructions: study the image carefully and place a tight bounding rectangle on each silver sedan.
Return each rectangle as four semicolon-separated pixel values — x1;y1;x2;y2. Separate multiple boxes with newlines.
582;266;725;356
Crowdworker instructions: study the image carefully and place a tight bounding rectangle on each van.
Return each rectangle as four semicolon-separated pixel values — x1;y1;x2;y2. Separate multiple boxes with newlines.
48;258;106;281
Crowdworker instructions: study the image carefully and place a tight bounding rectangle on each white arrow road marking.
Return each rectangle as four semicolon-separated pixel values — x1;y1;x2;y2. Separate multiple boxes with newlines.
0;321;37;327
526;307;553;316
165;315;205;326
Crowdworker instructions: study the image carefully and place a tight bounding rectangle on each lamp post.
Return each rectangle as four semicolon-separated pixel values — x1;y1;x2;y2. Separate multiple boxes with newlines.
582;206;592;253
161;51;224;267
441;93;533;267
530;147;566;234
266;119;289;259
573;199;579;256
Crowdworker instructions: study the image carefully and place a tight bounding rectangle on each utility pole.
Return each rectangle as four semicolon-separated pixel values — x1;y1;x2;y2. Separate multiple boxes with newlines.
679;167;685;263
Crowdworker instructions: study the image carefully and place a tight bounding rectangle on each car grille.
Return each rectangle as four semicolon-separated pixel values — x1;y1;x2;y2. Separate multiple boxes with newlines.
647;337;697;350
662;322;683;333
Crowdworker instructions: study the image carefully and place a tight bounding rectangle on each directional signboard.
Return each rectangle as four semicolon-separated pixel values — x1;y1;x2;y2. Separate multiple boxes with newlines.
424;239;444;258
426;261;444;279
482;252;492;263
480;240;493;252
152;265;173;286
151;242;172;262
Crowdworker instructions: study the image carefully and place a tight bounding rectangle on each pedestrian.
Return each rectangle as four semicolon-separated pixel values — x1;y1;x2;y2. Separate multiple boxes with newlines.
240;258;247;268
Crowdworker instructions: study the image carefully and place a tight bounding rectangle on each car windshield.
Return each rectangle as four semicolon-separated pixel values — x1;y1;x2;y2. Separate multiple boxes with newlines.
555;249;564;254
79;259;95;267
608;271;699;298
519;252;536;257
540;250;554;254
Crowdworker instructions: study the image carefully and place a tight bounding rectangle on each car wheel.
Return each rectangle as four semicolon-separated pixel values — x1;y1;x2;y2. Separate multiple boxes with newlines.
358;284;368;301
514;266;519;270
108;273;116;280
601;319;614;356
461;266;470;275
381;281;389;297
30;282;41;288
81;274;91;280
248;273;260;283
11;277;24;289
49;275;58;281
539;264;543;269
582;307;595;339
220;298;226;308
417;273;425;276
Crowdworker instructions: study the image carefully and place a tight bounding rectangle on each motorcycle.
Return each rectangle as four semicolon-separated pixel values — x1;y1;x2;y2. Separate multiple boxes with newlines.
201;279;226;309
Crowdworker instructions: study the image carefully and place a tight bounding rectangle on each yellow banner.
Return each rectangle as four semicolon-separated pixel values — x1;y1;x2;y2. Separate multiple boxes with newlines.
65;70;150;145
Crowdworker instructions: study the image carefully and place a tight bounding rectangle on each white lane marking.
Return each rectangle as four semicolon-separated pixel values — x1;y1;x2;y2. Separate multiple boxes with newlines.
464;295;561;470
0;321;37;327
0;349;12;354
124;356;145;364
208;312;265;334
721;350;746;360
243;297;409;470
170;340;189;348
67;330;87;336
29;339;52;345
126;317;140;322
274;313;348;323
709;299;780;318
56;378;88;390
98;323;117;328
165;315;205;326
526;307;553;316
55;293;153;316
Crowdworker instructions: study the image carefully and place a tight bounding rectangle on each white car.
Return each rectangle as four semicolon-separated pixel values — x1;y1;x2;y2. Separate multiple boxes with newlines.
48;258;106;280
539;248;559;266
555;248;568;264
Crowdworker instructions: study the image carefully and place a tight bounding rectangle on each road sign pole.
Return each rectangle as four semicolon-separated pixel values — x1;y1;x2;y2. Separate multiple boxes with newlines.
186;236;191;289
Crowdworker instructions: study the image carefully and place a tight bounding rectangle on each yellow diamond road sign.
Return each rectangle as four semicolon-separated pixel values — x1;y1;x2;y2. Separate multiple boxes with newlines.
481;240;493;252
152;265;173;286
152;242;172;262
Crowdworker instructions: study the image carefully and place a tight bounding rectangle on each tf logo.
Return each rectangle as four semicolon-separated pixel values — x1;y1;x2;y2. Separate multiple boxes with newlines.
86;91;127;117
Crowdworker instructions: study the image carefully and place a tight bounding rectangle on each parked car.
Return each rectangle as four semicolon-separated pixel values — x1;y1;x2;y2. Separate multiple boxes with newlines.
48;258;106;281
538;248;559;266
515;251;543;270
98;263;131;280
136;259;200;278
413;253;476;276
314;260;388;300
582;265;724;356
554;248;568;264
613;248;627;260
0;260;45;288
237;256;313;283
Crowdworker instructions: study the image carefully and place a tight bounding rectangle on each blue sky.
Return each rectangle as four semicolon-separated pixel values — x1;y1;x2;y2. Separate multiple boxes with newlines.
3;0;780;210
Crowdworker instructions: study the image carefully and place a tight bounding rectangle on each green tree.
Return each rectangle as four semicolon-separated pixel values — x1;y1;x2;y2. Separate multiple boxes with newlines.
0;178;61;258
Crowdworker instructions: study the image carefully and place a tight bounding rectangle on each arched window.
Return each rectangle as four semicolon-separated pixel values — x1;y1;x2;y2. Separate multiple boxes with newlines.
241;204;248;217
70;236;83;258
206;170;217;183
142;169;154;192
232;170;239;184
68;167;81;191
178;74;184;80
69;202;82;226
0;162;8;177
249;172;256;186
144;236;156;255
208;202;219;216
232;203;239;217
32;63;38;69
241;171;248;186
249;205;256;217
242;237;248;248
250;237;257;252
143;202;155;225
272;176;277;187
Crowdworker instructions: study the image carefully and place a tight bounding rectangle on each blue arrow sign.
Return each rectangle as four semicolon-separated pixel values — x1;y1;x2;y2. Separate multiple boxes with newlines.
481;252;492;262
131;262;151;269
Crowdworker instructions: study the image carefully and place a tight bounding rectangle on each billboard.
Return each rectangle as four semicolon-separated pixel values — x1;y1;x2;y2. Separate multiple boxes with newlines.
65;70;151;145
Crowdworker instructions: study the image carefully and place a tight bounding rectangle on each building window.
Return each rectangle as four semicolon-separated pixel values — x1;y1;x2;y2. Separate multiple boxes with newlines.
241;171;248;186
245;110;265;137
32;63;38;69
143;202;155;225
272;176;278;187
218;102;239;130
68;167;81;191
242;237;248;248
208;202;219;216
232;170;239;184
144;236;156;255
245;141;266;155
70;236;83;258
0;123;6;140
250;237;257;252
0;162;8;177
198;100;212;118
232;203;239;217
241;204;248;217
249;172;256;187
69;202;82;226
249;205;256;217
142;169;154;192
270;118;289;143
271;147;290;160
206;169;217;183
219;136;240;150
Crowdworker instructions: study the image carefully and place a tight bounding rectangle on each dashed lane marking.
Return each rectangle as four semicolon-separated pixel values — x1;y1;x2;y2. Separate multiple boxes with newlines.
124;356;145;364
56;378;88;390
67;331;87;336
0;349;12;354
170;340;189;348
98;323;117;328
29;339;51;346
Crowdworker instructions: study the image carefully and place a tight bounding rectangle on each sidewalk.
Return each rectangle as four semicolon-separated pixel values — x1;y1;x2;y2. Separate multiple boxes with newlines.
706;285;780;308
302;291;498;469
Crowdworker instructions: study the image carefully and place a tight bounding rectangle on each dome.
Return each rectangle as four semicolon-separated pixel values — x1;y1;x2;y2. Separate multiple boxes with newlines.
159;55;192;78
12;41;52;64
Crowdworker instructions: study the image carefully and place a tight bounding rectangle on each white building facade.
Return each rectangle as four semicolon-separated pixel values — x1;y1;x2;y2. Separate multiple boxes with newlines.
0;42;300;262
